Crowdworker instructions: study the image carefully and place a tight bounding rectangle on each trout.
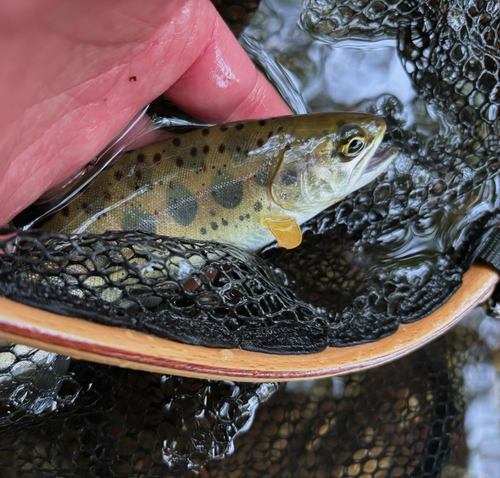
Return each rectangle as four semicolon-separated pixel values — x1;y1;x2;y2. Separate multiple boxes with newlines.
41;113;397;251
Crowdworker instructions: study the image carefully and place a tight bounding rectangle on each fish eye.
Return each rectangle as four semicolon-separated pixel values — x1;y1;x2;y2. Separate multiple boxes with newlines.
338;125;367;161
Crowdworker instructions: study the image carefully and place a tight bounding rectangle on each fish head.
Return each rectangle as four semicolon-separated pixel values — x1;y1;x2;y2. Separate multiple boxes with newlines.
270;113;398;214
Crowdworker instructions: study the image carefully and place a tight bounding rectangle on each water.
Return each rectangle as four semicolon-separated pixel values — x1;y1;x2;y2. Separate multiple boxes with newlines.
241;0;436;131
238;0;500;476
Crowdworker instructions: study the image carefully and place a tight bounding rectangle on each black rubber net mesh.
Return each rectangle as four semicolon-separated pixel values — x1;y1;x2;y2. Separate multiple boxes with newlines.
0;308;494;477
1;0;500;476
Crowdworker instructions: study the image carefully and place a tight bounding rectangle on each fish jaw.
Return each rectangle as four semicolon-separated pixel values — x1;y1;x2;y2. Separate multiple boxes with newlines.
354;146;398;191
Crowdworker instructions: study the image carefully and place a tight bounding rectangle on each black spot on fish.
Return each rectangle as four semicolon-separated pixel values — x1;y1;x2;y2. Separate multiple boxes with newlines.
122;207;156;233
137;154;145;163
277;126;283;132
258;120;266;126
236;146;241;153
210;210;216;217
211;222;218;230
202;128;209;136
254;201;262;212
211;170;243;209
245;214;250;219
191;147;197;157
176;157;184;168
218;144;226;153
135;170;142;179
257;139;264;147
173;138;181;147
200;227;207;235
268;131;274;138
104;191;112;201
153;153;162;164
82;202;89;211
167;183;198;227
62;206;70;216
239;215;244;221
114;171;123;181
222;218;228;226
220;125;228;132
235;123;244;131
203;145;210;154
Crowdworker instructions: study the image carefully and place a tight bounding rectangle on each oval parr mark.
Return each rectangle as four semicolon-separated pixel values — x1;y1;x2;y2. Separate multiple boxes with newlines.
254;167;273;187
166;182;198;227
211;222;218;230
122;206;156;233
173;138;181;147
136;153;145;163
211;170;243;209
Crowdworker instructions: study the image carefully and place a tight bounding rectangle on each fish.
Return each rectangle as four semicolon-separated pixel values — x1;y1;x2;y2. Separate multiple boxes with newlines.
39;113;397;251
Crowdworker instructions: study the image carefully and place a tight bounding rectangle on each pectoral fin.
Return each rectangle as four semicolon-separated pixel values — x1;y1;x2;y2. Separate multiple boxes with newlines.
263;217;302;249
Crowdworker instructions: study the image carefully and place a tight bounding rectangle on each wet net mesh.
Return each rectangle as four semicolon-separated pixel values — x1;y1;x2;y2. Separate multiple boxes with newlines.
2;0;500;476
0;229;326;354
0;309;493;477
1;1;500;353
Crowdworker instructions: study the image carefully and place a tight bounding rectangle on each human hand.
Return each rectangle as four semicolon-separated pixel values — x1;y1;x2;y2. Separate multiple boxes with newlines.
0;0;291;225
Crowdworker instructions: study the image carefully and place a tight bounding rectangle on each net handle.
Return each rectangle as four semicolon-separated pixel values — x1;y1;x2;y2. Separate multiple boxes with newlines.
0;263;496;382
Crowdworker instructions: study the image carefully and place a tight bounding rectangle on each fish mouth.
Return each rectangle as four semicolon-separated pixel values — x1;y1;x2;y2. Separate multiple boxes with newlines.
366;146;398;173
357;145;398;189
